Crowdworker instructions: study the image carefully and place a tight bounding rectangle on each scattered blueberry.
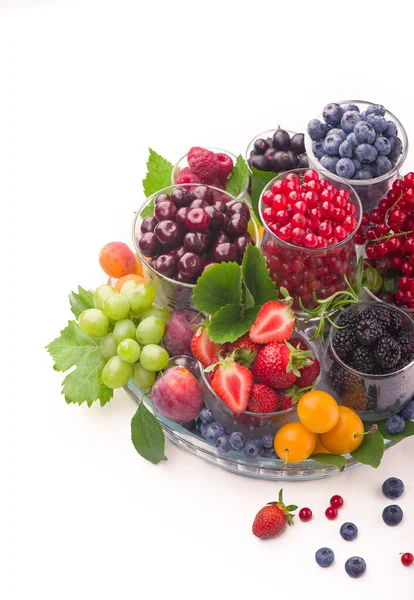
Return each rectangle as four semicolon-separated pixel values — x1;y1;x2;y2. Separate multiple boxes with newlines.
345;556;366;578
383;120;398;138
340;522;358;541
355;143;378;164
198;407;214;424
308;119;329;141
376;155;393;176
229;431;246;451
366;103;386;116
244;439;264;459
366;113;387;133
323;134;343;156
202;421;226;443
343;103;360;113
336;157;355;179
341;110;361;133
312;141;325;159
400;399;414;421
382;504;403;526
320;155;339;173
262;433;275;449
355;168;374;180
216;434;231;454
385;414;405;435
389;135;403;162
323;103;344;126
382;477;405;499
315;547;335;568
339;139;354;158
354;121;376;144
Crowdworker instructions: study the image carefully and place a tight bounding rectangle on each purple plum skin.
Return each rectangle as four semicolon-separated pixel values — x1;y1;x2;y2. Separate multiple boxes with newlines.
163;309;203;357
151;366;203;423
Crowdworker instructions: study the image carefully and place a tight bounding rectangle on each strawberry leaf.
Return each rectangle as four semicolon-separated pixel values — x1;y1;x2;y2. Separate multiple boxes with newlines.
143;148;173;198
225;155;249;198
192;262;242;315
131;401;167;464
250;167;276;221
377;419;414;440
350;427;384;468
207;304;260;343
69;286;95;318
242;244;278;306
311;453;347;470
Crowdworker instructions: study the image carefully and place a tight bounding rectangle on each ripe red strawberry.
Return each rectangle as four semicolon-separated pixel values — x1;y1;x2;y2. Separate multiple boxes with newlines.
247;384;279;413
228;333;262;355
252;489;297;539
278;391;294;411
191;329;227;367
252;341;314;389
249;301;295;344
289;338;320;388
210;357;253;413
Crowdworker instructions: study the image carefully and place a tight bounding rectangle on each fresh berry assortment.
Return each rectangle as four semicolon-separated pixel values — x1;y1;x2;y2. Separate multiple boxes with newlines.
248;128;308;173
307;102;403;180
175;146;235;189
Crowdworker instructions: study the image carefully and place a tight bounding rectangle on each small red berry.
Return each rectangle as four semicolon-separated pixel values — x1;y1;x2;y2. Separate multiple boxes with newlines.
299;507;312;522
392;178;406;192
325;506;338;520
273;193;288;211
303;169;319;182
365;244;378;259
361;213;371;226
387;237;402;253
370;209;383;224
404;172;414;189
262;190;274;206
401;553;414;567
401;261;414;275
272;180;286;194
330;495;344;509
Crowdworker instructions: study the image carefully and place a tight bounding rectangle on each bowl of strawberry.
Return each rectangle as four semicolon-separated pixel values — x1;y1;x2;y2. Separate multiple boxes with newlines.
259;168;362;311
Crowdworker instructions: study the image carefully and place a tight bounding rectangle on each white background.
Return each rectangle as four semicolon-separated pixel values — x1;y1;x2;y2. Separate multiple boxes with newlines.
1;1;414;598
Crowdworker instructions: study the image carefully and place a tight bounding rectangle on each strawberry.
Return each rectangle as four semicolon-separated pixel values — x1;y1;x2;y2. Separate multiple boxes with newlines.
228;333;262;355
289;337;320;388
191;328;227;367
278;392;294;411
247;384;279;413
249;301;295;344
252;489;297;539
252;341;314;389
209;356;253;414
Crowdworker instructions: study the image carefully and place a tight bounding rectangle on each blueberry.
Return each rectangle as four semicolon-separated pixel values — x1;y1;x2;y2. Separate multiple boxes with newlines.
360;111;367;120
203;421;226;443
354;121;376;144
263;448;277;458
347;132;357;146
366;103;386;117
341;110;361;133
244;439;264;459
336;158;355;179
343;103;360;113
198;407;214;424
382;504;403;526
262;433;274;449
376;155;393;176
366;113;387;133
323;103;344;126
400;399;414;420
315;548;335;568
352;158;362;172
345;557;366;578
340;522;358;541
216;434;231;454
339;139;354;158
323;134;343;156
355;143;378;164
383;120;398;138
382;477;405;499
320;155;339;173
389;135;403;162
312;141;325;159
229;431;246;451
328;128;347;141
385;414;405;435
355;168;374;180
374;136;391;156
308;119;329;141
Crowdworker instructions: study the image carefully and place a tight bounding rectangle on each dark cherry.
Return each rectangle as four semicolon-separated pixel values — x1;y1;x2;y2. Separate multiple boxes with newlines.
191;185;214;204
170;187;192;207
154;220;182;247
253;138;269;155
154;193;170;205
228;201;250;221
212;242;238;263
169;245;186;260
186;208;211;231
183;232;210;254
190;199;207;210
152;254;177;278
138;232;160;257
140;216;157;234
215;231;230;245
235;235;254;257
154;200;177;222
227;214;248;238
205;205;225;228
178;252;203;278
176;207;189;226
212;199;228;214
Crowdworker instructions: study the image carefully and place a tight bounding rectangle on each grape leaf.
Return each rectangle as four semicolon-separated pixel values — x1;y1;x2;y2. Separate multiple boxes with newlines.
377;419;414;441
69;286;94;318
225;155;249;198
131;401;167;464
310;453;347;470
207;303;260;343
142;148;173;198
242;244;277;306
351;428;384;468
250;167;276;221
192;262;242;315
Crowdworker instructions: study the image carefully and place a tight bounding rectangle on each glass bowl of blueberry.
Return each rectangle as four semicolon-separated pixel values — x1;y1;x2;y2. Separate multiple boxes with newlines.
132;184;259;311
326;301;414;421
245;128;308;174
305;100;408;212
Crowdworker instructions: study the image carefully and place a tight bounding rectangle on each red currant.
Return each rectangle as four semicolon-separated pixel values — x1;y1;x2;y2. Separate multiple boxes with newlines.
404;172;414;189
370;209;383;224
334;225;347;241
291;227;305;245
304;191;319;207
278;225;292;242
326;236;339;247
361;213;371;226
401;553;414;567
387;237;402;253
299;507;313;522
291;213;307;229
387;189;399;203
303;169;319;182
262;207;273;222
378;198;389;214
290;258;305;272
395;289;406;304
401;261;414;275
273;193;288;211
345;202;356;216
367;227;379;241
320;189;334;202
330;495;344;509
390;208;407;226
392;178;406;193
306;179;322;193
333;207;346;222
318;221;333;238
343;216;357;232
285;179;300;194
391;255;404;270
404;237;414;253
262;190;274;206
404;188;414;204
288;190;299;203
274;209;290;225
405;290;414;303
294;200;307;215
366;244;378;259
376;241;389;256
321;201;334;218
304;232;319;248
399;276;412;291
354;234;365;245
286;172;300;183
375;223;390;236
272;180;286;194
325;506;338;520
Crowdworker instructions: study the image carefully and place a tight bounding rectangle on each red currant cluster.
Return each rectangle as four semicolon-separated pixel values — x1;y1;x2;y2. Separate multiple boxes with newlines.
261;169;359;248
354;172;414;309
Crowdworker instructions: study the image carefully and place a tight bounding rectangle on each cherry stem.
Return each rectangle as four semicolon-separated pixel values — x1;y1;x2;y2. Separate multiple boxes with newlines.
354;424;378;439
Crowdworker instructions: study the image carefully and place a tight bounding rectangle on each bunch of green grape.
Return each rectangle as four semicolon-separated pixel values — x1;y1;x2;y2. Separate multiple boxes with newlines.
78;280;170;390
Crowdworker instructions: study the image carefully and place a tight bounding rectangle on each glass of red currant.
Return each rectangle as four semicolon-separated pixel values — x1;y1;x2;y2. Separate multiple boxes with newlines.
259;168;362;313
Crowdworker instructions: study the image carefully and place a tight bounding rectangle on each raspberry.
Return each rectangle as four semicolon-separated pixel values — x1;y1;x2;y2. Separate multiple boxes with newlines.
188;147;219;183
215;152;234;182
176;167;201;185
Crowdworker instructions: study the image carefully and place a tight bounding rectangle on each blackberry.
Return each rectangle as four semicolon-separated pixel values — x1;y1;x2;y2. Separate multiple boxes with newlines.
373;336;401;370
388;310;403;334
356;318;384;346
337;312;360;328
361;306;392;331
328;363;360;395
350;346;376;374
396;330;414;366
332;327;357;358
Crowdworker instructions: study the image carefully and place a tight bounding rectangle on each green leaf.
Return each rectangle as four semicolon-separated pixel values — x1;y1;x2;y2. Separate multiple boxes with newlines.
242;244;278;306
377;419;414;441
192;262;242;315
207;304;260;343
351;428;384;468
140;199;154;218
69;286;95;318
46;320;100;372
131;401;167;464
311;453;347;470
142;148;173;198
243;283;255;310
250;166;276;221
225;155;249;198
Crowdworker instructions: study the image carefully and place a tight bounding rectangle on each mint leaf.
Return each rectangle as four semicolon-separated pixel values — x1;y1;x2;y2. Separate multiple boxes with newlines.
351;427;384;468
377;419;414;441
242;244;277;306
192;262;242;315
251;167;276;221
207;304;260;343
226;155;249;198
143;148;173;198
131;401;167;464
69;286;94;318
311;453;347;470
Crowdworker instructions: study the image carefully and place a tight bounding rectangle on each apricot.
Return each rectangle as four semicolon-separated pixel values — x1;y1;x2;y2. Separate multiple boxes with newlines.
297;390;340;434
319;406;364;455
99;242;136;278
114;273;147;292
312;435;331;455
274;422;317;463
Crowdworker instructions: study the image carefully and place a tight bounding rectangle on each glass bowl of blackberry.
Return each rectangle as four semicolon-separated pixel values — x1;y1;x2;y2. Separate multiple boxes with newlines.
132;184;259;311
326;301;414;421
305;100;408;212
245;128;308;174
199;331;321;440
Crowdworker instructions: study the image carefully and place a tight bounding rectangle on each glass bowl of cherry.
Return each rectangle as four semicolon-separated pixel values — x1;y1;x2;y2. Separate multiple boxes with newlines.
259;168;362;314
132;183;259;311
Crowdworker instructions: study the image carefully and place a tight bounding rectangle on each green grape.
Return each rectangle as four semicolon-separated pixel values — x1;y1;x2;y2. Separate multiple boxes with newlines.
78;308;109;337
120;279;139;302
103;293;130;321
129;283;156;314
117;339;141;363
141;304;170;324
101;356;133;389
139;344;169;372
133;363;156;390
100;334;118;360
136;316;165;345
94;284;116;309
113;319;136;343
